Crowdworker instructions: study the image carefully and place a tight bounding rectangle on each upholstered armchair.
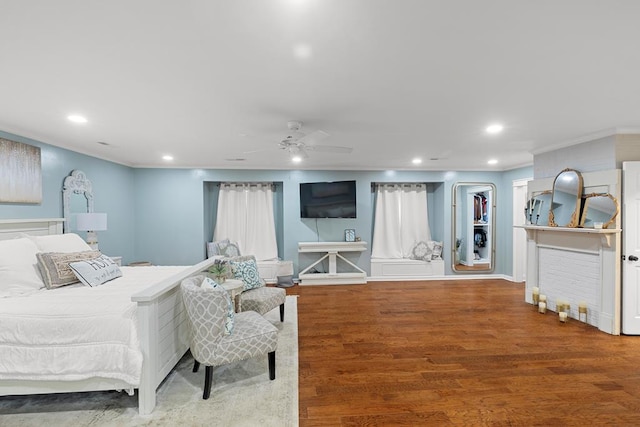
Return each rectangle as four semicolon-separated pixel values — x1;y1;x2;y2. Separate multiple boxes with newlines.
181;275;278;399
225;255;287;322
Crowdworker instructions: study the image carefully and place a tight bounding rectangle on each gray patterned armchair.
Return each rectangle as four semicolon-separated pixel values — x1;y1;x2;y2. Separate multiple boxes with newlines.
223;255;287;322
181;275;278;399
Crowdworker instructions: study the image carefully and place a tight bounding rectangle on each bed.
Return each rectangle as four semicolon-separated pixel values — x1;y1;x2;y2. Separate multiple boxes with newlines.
0;218;216;415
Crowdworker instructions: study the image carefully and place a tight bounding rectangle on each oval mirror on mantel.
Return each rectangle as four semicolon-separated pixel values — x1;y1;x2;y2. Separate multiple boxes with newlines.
524;190;553;226
580;193;619;229
548;168;583;228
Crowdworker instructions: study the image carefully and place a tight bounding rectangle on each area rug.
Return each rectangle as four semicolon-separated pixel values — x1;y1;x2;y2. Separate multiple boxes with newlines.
0;296;299;427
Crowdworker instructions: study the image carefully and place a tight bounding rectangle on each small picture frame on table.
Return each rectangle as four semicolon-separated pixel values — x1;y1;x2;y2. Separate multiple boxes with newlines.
345;229;356;242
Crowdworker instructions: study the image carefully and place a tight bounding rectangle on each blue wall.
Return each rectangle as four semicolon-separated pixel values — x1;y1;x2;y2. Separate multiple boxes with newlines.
0;131;136;263
0;130;533;276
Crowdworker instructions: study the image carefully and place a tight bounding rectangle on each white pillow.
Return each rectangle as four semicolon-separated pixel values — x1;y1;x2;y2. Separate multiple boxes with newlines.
69;254;122;287
0;238;45;297
28;233;92;253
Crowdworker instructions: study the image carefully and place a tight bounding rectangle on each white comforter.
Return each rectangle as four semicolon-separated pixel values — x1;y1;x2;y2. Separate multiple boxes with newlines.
0;266;187;386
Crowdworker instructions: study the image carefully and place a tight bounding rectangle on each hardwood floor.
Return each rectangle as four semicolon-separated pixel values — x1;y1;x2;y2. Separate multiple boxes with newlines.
285;279;640;426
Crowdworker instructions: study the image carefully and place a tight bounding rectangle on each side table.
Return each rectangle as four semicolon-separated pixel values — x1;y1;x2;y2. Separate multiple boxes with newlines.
220;279;244;313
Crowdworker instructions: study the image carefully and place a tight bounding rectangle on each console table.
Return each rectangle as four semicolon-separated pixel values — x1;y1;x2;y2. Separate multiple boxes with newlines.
298;241;367;285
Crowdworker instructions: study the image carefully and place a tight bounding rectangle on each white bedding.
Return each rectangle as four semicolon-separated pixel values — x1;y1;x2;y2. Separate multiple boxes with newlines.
0;266;187;387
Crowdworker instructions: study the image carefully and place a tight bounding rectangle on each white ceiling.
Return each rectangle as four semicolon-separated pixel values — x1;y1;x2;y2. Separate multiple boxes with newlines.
1;0;640;171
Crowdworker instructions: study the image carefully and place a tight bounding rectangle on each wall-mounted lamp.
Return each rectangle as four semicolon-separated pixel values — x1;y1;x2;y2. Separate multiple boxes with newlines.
75;212;107;250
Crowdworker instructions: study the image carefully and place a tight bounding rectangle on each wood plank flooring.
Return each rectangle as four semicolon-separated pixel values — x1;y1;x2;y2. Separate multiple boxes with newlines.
285;279;640;426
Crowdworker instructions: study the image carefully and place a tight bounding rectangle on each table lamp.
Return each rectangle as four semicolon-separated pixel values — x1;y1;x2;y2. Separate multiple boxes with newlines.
76;212;107;250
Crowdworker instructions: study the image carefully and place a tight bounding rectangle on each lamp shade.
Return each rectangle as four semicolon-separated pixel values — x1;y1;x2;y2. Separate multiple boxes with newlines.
76;212;108;231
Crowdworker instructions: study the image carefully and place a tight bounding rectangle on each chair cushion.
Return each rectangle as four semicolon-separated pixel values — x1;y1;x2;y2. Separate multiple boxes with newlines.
229;257;264;291
201;277;234;335
240;286;286;315
211;311;278;366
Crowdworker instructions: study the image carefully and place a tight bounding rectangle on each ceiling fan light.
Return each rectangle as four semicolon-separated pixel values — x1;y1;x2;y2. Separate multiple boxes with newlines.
486;123;504;134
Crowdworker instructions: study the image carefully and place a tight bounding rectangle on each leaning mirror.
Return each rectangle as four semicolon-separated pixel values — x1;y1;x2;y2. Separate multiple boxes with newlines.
549;168;583;227
62;170;94;233
525;190;553;226
580;193;618;229
452;182;496;273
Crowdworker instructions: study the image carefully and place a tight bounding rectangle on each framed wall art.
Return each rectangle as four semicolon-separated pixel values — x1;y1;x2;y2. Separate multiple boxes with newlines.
0;138;42;203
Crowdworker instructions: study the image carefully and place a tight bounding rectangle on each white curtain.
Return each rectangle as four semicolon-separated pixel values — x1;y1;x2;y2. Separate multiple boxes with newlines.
371;183;431;258
214;183;278;261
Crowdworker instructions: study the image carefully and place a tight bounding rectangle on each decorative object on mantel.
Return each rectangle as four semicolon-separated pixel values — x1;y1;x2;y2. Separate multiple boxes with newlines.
525;190;553;226
0;137;42;203
525;171;619;230
580;192;619;229
548;168;583;228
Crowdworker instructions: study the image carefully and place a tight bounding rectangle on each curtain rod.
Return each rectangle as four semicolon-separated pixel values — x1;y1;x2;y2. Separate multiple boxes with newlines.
371;182;427;187
218;182;275;188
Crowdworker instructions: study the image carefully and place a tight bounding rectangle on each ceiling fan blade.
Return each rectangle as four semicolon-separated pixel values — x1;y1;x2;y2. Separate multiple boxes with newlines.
306;144;353;154
297;130;329;145
243;147;275;154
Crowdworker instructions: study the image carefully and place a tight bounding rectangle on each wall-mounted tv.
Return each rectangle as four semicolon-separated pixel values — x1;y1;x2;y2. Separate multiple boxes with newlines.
300;180;357;218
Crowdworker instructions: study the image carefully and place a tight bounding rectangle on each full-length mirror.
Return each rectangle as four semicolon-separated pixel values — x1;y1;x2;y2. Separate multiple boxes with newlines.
62;170;94;233
549;168;583;227
452;182;496;273
525;190;553;226
580;193;618;229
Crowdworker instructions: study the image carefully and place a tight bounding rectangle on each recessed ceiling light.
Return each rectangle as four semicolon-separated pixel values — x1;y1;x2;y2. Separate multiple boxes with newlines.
67;114;88;124
487;159;498;165
291;156;302;163
162;155;174;161
412;158;422;165
486;123;504;134
96;141;109;146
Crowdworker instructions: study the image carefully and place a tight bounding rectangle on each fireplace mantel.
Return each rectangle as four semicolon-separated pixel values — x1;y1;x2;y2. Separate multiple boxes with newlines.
518;225;621;248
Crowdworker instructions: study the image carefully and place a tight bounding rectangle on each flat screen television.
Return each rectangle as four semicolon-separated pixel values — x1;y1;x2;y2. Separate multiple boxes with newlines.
300;180;357;218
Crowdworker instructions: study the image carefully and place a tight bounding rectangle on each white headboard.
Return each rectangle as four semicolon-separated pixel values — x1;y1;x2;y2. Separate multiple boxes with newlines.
0;218;64;241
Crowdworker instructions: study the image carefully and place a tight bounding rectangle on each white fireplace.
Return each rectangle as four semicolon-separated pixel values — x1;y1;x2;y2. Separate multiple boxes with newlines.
522;226;621;334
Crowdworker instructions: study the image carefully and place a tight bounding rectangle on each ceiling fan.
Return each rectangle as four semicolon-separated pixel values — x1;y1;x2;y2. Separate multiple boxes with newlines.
270;121;353;159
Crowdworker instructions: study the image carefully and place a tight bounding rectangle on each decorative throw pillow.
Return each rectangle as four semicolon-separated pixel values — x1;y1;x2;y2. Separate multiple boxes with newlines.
69;254;123;287
218;241;241;258
206;238;230;258
0;237;45;297
430;241;443;260
36;250;101;289
201;277;234;335
409;241;432;262
230;258;264;291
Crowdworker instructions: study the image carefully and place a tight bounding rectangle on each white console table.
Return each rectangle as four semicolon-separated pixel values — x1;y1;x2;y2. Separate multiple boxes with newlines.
298;241;367;285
